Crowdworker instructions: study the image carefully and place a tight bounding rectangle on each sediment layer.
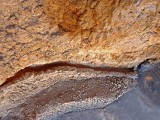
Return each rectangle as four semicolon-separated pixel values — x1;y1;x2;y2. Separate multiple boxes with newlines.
0;66;136;119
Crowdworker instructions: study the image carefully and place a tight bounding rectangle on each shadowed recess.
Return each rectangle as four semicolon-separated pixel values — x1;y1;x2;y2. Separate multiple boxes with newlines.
137;62;160;107
1;61;134;87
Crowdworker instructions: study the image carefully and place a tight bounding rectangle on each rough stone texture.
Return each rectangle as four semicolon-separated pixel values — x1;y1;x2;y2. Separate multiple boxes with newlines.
55;62;160;120
0;0;159;119
55;88;160;120
0;66;136;119
0;0;160;85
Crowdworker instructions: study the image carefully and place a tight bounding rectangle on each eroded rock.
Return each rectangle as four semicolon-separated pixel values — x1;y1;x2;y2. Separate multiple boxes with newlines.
0;66;136;119
0;0;160;85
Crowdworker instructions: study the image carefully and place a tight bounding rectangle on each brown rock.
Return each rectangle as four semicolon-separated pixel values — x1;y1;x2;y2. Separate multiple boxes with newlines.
0;66;136;119
0;0;160;85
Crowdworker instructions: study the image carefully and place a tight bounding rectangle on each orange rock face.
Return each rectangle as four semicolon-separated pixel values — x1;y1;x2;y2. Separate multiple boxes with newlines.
0;0;160;85
0;0;159;119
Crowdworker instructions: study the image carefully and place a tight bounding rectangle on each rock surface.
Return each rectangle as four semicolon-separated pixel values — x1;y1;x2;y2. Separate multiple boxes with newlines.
55;62;160;120
0;0;160;119
0;0;160;85
0;66;136;119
